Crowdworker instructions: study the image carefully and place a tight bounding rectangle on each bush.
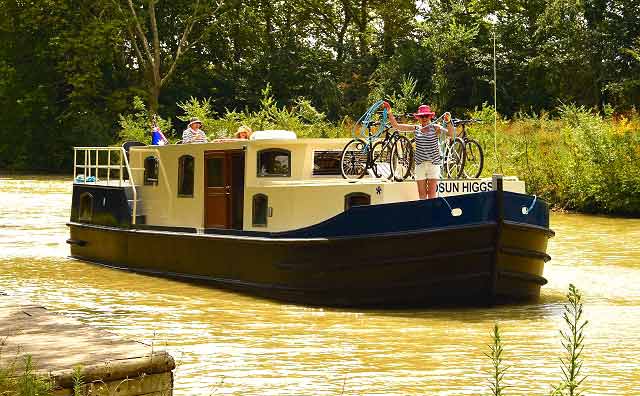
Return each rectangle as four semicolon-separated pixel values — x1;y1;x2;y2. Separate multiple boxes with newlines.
117;97;174;144
206;85;350;139
0;355;54;396
468;104;640;216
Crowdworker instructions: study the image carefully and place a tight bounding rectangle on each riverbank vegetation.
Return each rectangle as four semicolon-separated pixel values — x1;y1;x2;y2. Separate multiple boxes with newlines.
471;105;640;216
0;354;53;395
1;0;639;165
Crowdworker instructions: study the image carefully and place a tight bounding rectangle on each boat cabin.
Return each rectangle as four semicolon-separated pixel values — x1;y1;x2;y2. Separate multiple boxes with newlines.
72;132;525;232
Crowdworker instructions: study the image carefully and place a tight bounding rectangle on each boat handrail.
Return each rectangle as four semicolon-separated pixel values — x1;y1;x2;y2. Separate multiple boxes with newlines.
73;146;139;225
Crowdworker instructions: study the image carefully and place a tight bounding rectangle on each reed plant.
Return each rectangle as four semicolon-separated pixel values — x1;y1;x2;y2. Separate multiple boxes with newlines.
486;323;508;396
485;284;589;396
71;365;84;396
550;284;588;396
0;355;53;396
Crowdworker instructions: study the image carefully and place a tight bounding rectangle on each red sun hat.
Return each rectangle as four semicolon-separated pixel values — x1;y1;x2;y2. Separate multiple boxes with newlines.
414;105;436;118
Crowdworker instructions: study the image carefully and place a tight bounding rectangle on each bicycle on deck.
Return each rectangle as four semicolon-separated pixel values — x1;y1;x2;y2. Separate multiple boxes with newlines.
340;121;414;181
450;118;484;179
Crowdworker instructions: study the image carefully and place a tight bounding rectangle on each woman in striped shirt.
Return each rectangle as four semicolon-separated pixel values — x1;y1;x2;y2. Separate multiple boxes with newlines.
384;103;454;199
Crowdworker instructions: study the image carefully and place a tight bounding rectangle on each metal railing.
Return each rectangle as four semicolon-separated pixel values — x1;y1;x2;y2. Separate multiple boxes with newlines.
73;147;141;225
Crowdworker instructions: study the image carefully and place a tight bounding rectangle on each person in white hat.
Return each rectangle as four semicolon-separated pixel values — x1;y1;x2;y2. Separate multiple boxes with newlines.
182;117;208;144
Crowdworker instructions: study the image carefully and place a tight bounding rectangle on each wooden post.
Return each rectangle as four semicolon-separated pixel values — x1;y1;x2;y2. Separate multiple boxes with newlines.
490;174;504;304
73;149;77;180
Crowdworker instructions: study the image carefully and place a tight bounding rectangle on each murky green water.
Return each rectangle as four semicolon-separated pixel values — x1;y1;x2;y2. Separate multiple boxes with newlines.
1;175;639;395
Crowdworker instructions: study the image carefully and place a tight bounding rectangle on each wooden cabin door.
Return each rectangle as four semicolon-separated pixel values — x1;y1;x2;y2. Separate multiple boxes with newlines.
204;150;245;229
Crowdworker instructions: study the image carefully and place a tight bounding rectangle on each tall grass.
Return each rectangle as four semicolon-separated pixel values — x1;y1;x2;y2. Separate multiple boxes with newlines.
0;355;53;396
550;284;588;396
486;284;589;396
470;105;640;216
485;323;507;396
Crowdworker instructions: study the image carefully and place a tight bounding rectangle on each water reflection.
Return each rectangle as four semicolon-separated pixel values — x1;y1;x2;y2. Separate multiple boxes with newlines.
0;175;639;395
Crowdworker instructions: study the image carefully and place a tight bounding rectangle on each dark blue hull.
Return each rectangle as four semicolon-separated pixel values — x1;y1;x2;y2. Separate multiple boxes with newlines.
68;189;553;307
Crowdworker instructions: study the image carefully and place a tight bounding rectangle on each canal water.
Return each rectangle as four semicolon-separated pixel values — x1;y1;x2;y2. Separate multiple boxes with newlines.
1;175;639;395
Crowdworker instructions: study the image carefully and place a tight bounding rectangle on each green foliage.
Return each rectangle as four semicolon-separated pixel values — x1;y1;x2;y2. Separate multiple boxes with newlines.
485;323;508;396
72;366;84;396
0;355;54;396
468;104;640;216
369;75;425;115
206;85;349;139
481;285;589;396
117;97;174;144
1;0;640;185
550;284;588;396
420;6;480;111
176;97;218;137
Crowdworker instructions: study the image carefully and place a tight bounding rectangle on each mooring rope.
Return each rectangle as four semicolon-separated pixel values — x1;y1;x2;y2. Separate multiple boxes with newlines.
525;194;537;214
439;193;454;214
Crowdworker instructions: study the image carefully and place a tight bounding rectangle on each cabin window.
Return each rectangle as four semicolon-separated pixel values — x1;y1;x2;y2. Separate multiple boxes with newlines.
178;155;194;197
144;156;159;185
252;194;268;227
79;192;93;221
257;149;291;177
344;192;371;211
313;151;341;176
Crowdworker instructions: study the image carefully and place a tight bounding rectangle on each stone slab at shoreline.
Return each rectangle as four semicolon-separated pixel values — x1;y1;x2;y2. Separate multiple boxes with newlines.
0;296;175;396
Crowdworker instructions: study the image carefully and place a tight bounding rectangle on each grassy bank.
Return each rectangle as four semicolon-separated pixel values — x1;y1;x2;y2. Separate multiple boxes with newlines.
468;105;640;216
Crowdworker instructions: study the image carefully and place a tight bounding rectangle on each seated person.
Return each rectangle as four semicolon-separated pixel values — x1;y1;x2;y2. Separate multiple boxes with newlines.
182;118;208;143
235;125;252;139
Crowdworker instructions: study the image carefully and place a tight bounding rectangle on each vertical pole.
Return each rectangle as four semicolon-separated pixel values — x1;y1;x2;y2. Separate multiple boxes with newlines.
107;149;111;184
73;149;77;180
490;174;504;305
493;25;500;174
119;150;123;186
95;150;99;180
86;150;90;179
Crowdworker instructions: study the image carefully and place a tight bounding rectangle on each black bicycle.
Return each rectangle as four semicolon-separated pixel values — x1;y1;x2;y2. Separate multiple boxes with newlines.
340;121;413;181
451;118;484;179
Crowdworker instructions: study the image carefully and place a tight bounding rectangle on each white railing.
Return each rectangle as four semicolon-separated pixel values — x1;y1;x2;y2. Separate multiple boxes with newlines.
73;147;140;225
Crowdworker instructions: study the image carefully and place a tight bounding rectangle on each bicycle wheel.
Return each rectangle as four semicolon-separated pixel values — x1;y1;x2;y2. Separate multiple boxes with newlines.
463;139;484;179
390;135;413;181
370;140;388;179
443;137;465;178
340;138;369;179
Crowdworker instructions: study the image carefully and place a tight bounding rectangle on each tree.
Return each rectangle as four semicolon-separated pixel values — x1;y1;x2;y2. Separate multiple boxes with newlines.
112;0;227;113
